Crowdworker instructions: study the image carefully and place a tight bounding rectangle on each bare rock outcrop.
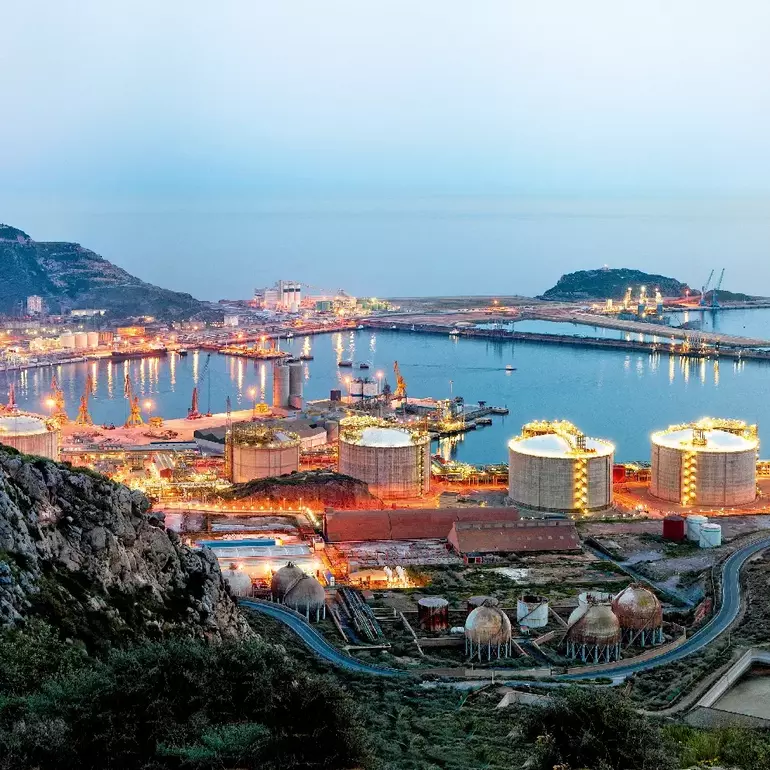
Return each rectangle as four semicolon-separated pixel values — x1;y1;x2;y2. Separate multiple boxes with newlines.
0;449;249;644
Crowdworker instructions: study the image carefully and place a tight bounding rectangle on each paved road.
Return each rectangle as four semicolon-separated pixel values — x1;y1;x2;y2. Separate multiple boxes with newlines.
242;536;770;682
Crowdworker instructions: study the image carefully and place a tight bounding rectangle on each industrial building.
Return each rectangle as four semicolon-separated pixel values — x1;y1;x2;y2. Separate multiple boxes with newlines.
337;417;431;499
0;413;59;460
508;420;614;514
447;519;581;561
464;602;513;661
227;423;300;483
650;419;758;506
323;507;521;543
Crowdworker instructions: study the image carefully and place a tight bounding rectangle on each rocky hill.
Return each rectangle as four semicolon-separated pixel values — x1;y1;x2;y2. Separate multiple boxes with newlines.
0;448;248;646
0;223;213;320
541;268;690;301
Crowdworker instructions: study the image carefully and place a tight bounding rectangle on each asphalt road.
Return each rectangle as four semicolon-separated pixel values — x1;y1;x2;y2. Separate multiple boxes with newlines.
241;535;770;682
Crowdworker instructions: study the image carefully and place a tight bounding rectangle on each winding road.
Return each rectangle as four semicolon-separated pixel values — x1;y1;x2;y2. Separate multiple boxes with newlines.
241;535;770;682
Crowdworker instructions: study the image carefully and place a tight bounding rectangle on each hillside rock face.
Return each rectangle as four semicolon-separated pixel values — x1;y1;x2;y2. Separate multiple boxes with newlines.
541;268;690;301
0;223;211;320
228;470;382;509
0;449;249;644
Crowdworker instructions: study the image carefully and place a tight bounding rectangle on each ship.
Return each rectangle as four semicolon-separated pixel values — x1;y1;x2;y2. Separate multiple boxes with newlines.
358;362;370;369
338;360;353;367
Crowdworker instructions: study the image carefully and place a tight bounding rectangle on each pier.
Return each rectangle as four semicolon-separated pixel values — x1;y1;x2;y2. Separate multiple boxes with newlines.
364;319;770;361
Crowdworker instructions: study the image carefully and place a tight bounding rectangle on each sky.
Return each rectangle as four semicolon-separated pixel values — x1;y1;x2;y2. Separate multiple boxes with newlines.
2;1;770;299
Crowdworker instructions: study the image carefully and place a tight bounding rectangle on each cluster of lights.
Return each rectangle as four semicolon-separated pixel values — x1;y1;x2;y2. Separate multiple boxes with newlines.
574;456;589;512
682;451;698;505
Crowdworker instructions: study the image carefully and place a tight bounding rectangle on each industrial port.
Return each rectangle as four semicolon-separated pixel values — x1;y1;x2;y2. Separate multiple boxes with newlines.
5;278;770;724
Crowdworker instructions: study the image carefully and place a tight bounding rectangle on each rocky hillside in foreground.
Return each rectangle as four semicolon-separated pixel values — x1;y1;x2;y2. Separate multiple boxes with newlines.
0;223;213;320
0;448;248;646
541;268;691;300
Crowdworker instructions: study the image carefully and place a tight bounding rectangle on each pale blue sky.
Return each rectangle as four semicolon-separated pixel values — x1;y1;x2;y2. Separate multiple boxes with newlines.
2;1;770;298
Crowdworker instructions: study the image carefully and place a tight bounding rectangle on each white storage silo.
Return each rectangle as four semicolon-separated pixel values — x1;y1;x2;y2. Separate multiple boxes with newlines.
86;332;100;349
699;523;722;549
272;361;290;409
59;333;75;349
73;332;89;349
508;420;614;514
686;514;709;542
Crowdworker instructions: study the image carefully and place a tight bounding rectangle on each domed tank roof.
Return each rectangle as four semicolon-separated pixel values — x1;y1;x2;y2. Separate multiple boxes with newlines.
270;562;306;599
567;603;588;627
222;566;252;597
283;573;326;612
611;584;663;630
464;605;512;646
566;603;620;646
467;595;499;609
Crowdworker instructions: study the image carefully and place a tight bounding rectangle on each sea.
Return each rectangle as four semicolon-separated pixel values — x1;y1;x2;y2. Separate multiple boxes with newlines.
4;307;770;465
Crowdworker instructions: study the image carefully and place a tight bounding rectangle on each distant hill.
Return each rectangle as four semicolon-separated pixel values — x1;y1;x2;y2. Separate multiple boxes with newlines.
540;268;690;301
0;223;214;320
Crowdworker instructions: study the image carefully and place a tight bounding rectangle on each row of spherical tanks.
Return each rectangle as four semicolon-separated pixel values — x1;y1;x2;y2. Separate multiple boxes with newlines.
419;585;664;664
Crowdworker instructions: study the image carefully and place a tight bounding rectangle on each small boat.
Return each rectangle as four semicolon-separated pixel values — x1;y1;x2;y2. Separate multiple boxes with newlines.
299;354;314;361
476;417;493;426
338;360;353;367
390;325;397;330
357;324;364;330
449;329;460;336
178;349;188;357
505;364;516;371
286;332;294;339
358;362;370;369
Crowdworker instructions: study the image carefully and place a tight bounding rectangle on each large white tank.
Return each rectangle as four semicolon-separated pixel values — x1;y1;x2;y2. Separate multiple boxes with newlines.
516;595;549;629
508;421;614;513
699;523;722;549
86;332;100;349
73;332;89;349
338;418;431;499
288;361;303;400
650;419;758;506
229;424;300;483
686;514;709;542
59;333;75;349
0;414;59;460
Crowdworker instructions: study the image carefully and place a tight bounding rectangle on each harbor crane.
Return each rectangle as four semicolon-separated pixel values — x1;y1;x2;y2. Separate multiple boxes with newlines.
187;353;212;420
393;361;407;400
712;268;725;308
699;269;715;306
123;374;143;428
75;374;94;426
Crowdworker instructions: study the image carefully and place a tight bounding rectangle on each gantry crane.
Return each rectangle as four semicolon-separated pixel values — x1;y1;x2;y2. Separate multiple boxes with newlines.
75;374;94;426
48;374;68;425
123;374;143;428
712;268;725;308
6;383;17;413
699;269;715;306
393;361;407;400
187;353;212;420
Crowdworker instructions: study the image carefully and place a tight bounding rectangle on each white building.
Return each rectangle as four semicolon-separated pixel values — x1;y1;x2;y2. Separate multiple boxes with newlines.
26;295;43;315
223;314;240;327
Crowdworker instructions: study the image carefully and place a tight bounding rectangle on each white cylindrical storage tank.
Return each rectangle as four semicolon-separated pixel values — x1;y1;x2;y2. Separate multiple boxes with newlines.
516;595;549;629
288;361;303;399
650;420;758;506
686;514;708;542
272;362;290;409
229;424;300;483
86;332;100;349
0;414;59;460
222;566;253;597
362;380;378;398
349;379;364;398
73;332;89;349
338;419;431;499
507;421;614;513
59;333;75;349
699;523;722;549
325;421;340;444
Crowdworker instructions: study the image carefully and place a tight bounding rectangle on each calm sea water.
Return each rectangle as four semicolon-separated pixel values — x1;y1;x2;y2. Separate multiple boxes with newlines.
4;326;770;464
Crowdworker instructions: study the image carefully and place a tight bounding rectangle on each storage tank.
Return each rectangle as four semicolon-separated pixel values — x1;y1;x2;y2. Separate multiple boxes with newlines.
338;418;431;499
59;333;75;349
349;379;364;398
686;514;709;542
611;584;663;646
466;595;498;615
577;590;614;607
699;523;722;549
650;419;758;506
330;389;342;402
288;361;303;400
0;414;59;460
73;332;89;349
272;362;290;408
271;562;326;621
86;332;100;349
222;565;253;597
417;596;449;632
325;420;339;444
508;420;614;513
229;423;300;483
565;603;622;663
464;605;512;660
663;515;686;542
516;594;549;629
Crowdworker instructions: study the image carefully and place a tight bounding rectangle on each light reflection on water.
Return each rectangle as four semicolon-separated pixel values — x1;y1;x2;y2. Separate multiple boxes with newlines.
3;329;770;464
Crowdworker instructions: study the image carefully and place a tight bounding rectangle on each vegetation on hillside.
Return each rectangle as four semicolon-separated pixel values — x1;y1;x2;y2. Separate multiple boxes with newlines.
541;268;689;300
